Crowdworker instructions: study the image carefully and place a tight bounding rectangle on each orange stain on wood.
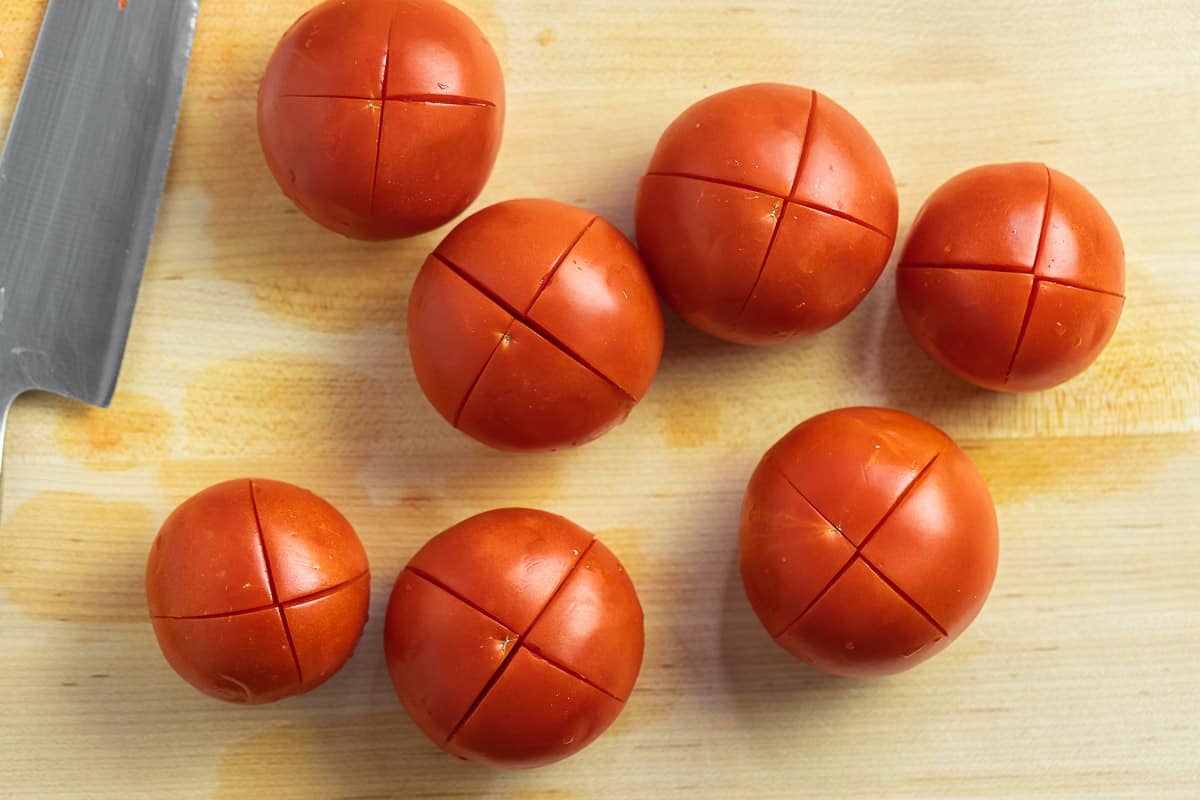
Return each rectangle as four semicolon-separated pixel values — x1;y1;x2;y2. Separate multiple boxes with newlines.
0;11;41;114
159;352;391;551
0;492;158;624
654;390;725;449
179;352;385;465
962;433;1195;506
52;391;173;470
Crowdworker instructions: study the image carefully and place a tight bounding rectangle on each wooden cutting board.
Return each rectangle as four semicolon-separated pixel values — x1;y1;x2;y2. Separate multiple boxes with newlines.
1;1;1197;797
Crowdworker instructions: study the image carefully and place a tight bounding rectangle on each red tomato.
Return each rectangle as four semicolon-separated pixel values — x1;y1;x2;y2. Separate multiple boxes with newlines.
145;479;370;703
257;0;504;240
897;162;1125;391
384;508;643;768
740;407;998;677
407;198;664;451
635;83;898;345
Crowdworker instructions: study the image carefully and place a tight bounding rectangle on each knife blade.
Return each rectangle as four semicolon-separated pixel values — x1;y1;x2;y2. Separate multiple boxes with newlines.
0;0;199;486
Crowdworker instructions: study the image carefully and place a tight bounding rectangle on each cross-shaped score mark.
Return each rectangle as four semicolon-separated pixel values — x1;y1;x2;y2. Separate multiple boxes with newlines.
645;92;895;324
770;452;949;643
148;480;371;689
427;216;640;428
401;538;629;746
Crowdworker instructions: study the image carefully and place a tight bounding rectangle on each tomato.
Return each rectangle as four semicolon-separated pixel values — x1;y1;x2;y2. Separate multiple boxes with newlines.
145;479;370;703
408;198;664;451
739;407;998;677
897;162;1125;391
257;0;504;240
635;83;898;345
384;508;643;768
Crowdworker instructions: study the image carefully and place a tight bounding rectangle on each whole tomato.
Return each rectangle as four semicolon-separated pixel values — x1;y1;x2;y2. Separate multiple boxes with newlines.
636;83;898;344
258;0;504;240
408;198;664;451
146;479;370;703
740;407;998;677
897;162;1125;391
384;508;643;768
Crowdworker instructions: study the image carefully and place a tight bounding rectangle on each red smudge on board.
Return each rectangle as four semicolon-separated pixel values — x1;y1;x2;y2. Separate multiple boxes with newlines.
119;0;128;10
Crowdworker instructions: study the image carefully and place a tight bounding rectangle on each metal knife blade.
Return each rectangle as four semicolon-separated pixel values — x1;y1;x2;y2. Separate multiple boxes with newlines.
0;0;199;456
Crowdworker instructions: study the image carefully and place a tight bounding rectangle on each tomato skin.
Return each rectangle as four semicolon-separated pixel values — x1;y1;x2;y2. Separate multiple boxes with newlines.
635;83;898;345
740;408;998;677
384;508;643;768
897;162;1125;391
407;198;664;451
145;479;370;703
257;0;504;240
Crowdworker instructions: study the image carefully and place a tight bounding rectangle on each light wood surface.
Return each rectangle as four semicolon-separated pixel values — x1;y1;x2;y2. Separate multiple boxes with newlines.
1;1;1198;797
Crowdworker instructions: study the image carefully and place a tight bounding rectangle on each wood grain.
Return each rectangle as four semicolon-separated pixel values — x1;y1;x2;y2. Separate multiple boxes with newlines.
1;1;1198;797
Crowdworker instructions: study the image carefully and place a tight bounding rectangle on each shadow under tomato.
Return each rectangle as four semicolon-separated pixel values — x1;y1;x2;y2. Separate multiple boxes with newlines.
645;305;840;450
655;301;849;381
29;554;505;798
717;552;854;721
655;306;755;369
865;271;1013;428
211;621;497;799
637;446;857;728
365;389;576;514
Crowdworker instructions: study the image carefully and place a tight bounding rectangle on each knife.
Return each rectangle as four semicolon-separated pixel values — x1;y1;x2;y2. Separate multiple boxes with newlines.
0;0;199;503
